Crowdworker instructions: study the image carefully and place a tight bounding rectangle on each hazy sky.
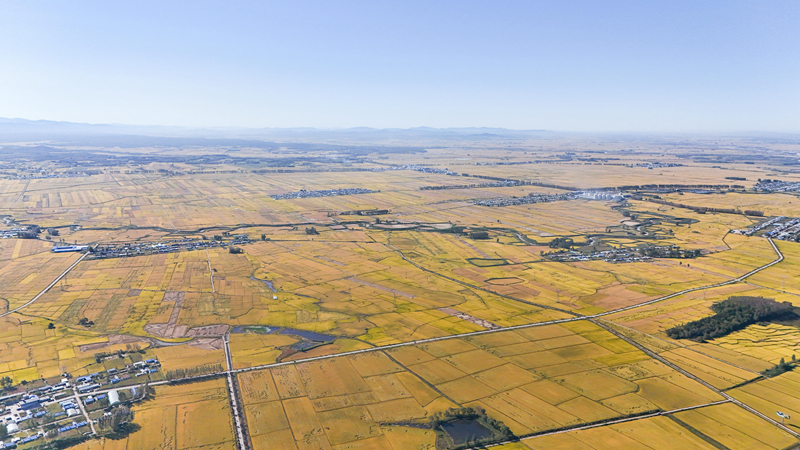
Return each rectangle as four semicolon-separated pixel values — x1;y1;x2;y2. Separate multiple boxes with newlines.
0;1;798;132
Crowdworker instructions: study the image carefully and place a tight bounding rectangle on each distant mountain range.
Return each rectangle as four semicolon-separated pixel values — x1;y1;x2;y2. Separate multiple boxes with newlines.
0;117;555;146
4;118;794;149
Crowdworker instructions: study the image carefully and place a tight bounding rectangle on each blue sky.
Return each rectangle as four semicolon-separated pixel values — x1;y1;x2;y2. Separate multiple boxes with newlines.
0;1;797;132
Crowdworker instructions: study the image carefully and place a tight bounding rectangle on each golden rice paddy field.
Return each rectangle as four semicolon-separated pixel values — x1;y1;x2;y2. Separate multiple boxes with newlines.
442;161;770;191
72;379;236;450
604;284;799;337
3;145;800;448
237;321;737;449
603;282;800;375
503;402;796;450
0;249;82;311
383;228;754;316
746;240;800;296
660;192;800;217
728;370;800;432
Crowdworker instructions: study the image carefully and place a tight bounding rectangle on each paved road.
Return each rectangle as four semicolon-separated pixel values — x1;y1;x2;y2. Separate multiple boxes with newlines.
72;390;97;435
222;331;248;450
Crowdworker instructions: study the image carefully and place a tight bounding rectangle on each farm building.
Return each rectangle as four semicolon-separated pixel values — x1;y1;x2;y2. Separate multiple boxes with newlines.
51;245;88;253
108;389;120;405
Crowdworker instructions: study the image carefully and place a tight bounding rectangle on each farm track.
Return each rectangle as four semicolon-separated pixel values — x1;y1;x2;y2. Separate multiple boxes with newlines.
206;248;215;293
9;180;29;208
380;350;463;406
0;252;87;319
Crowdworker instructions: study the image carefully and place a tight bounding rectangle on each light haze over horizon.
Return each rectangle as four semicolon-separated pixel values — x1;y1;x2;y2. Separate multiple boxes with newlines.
1;1;798;133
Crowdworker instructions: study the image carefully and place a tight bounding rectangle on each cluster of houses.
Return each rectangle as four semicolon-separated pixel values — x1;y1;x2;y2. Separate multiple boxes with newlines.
378;164;459;175
10;170;100;180
763;217;800;241
474;192;578;207
546;249;653;263
733;216;800;242
755;179;800;193
0;228;34;240
578;191;624;201
88;237;250;259
629;162;684;169
0;359;159;447
732;216;789;237
270;188;379;200
81;359;160;389
0;387;86;448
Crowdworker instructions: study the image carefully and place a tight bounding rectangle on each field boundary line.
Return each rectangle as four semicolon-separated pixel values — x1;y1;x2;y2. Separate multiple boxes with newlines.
596;237;784;317
0;252;87;319
206;248;215;293
592;318;800;439
476;400;732;449
384;242;580;316
605;319;761;376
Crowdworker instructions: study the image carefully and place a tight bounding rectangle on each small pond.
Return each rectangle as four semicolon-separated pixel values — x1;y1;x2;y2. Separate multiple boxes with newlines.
250;276;277;292
231;325;335;342
440;418;493;445
231;325;273;334
278;328;335;342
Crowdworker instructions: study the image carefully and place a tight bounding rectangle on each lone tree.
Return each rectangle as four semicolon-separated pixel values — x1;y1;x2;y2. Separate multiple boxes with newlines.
305;227;319;235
